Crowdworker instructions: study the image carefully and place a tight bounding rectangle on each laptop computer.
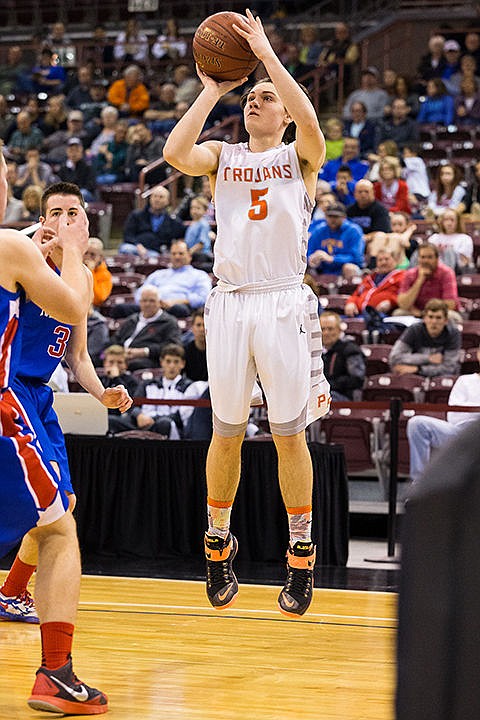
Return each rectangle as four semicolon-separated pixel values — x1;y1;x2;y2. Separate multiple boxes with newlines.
53;393;108;435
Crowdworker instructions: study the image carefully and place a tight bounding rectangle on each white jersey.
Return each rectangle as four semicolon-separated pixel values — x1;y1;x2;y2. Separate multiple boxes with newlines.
213;141;313;287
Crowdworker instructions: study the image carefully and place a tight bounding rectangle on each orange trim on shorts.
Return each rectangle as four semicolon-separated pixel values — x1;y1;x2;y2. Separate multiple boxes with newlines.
286;505;312;515
207;497;233;509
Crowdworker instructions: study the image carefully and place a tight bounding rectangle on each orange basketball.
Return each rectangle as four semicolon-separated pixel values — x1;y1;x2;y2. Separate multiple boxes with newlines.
192;11;259;82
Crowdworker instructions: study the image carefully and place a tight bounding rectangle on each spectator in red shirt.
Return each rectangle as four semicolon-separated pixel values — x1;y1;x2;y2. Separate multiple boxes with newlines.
374;156;411;213
396;242;459;318
344;248;405;316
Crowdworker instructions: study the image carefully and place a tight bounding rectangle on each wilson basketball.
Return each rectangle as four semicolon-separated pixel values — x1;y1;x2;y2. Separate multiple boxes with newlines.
192;11;259;82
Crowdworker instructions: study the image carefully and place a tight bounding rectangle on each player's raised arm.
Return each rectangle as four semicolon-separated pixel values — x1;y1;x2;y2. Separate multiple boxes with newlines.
163;71;244;177
233;9;325;175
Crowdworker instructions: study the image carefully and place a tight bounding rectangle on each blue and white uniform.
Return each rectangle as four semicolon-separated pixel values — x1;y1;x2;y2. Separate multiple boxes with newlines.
0;284;67;558
11;263;74;496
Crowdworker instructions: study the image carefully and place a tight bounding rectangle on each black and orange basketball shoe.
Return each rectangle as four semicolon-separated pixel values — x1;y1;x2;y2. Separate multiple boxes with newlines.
28;659;108;715
204;532;239;609
278;541;316;617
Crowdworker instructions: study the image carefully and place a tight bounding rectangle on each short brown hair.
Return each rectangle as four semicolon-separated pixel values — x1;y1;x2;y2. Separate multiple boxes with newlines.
41;182;85;216
418;242;439;258
240;77;312;144
423;299;448;317
160;343;185;360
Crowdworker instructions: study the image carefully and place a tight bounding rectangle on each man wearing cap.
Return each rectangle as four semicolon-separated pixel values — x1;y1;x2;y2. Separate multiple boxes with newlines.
57;138;97;201
43;109;88;164
343;67;390;121
307;202;365;276
441;39;462;80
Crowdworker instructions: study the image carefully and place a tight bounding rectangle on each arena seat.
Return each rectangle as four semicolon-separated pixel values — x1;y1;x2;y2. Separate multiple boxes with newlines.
132;368;164;382
99;294;136;317
99;183;137;230
381;408;447;478
341;317;366;344
361;344;392;376
423;375;457;404
459;319;480;348
363;373;425;402
86;201;112;246
460;349;480;374
319;407;383;476
110;272;146;294
319;294;350;314
133;257;170;275
457;275;480;300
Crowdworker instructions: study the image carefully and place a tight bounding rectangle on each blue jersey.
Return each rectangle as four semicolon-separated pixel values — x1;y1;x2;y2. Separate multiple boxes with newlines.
16;265;72;383
0;285;23;393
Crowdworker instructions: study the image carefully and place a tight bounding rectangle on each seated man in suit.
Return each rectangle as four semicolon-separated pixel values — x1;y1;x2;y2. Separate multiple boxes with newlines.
108;285;181;371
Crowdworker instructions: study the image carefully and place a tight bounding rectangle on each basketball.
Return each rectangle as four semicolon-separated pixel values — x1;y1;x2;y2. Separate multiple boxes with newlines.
192;11;259;82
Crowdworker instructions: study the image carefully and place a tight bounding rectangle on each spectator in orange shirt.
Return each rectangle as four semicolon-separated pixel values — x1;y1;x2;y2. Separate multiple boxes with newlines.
83;236;113;306
107;64;149;117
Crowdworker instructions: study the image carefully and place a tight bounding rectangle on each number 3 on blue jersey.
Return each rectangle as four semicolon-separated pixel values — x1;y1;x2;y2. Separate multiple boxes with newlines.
48;325;71;358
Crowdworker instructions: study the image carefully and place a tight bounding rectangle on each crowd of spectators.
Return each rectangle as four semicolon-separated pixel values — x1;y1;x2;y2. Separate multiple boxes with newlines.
2;17;480;454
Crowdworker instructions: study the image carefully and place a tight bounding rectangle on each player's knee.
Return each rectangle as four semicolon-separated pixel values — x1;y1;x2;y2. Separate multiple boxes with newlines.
406;415;428;440
212;415;248;439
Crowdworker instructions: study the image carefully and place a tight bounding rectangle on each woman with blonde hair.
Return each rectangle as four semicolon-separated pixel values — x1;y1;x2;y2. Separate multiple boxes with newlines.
366;139;399;182
374;155;411;213
19;184;43;222
323;117;344;160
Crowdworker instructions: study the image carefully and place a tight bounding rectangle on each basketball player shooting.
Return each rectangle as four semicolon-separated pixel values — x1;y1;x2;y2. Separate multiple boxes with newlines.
163;8;331;617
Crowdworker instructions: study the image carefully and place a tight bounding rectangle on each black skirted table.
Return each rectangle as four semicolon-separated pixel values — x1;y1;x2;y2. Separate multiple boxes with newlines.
65;438;349;566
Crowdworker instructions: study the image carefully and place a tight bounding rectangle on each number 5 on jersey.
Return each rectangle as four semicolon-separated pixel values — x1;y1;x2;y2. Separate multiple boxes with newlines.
248;188;268;221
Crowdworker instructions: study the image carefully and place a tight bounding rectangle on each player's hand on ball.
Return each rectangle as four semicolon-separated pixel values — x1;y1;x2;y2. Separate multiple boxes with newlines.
196;64;247;94
232;9;272;62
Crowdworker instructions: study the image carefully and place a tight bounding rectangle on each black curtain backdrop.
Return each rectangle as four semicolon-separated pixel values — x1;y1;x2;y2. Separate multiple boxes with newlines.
66;438;349;566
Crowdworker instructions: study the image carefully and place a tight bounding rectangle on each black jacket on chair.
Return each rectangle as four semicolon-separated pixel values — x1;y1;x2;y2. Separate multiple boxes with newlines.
323;338;366;399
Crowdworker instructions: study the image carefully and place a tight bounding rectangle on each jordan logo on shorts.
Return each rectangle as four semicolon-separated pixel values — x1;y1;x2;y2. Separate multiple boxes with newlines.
299;324;306;334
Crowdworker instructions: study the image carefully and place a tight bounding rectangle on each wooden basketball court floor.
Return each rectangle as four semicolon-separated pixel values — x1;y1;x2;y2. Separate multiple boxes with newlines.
0;571;397;720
